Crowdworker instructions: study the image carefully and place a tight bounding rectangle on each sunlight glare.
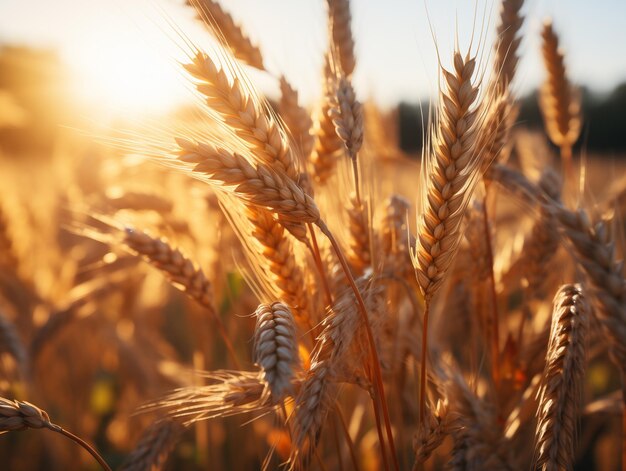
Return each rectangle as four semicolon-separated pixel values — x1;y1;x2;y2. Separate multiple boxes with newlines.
67;3;193;120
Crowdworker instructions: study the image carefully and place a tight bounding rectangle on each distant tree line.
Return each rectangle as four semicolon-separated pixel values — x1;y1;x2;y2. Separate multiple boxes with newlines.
398;83;626;155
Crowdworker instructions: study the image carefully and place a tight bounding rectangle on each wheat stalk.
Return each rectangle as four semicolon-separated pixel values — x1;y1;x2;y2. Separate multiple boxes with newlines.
534;283;588;471
188;0;264;70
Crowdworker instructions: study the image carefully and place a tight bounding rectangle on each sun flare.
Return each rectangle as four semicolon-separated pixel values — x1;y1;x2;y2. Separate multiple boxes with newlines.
67;7;193;119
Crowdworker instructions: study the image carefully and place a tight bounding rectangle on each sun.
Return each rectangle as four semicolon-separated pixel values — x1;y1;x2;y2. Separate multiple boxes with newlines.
67;7;193;120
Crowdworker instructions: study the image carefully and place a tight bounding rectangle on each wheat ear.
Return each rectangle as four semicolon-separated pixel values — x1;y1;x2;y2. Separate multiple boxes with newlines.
413;51;483;300
0;203;17;269
176;138;320;224
151;371;270;424
279;76;314;161
380;195;414;279
412;399;450;467
539;20;581;174
245;206;311;322
311;60;344;184
291;278;385;466
346;192;371;275
120;419;185;471
330;76;363;162
326;0;356;76
254;302;299;402
0;397;112;471
184;52;298;181
494;0;525;89
123;227;240;368
412;50;484;421
188;0;264;70
551;205;626;469
447;373;514;470
534;284;588;471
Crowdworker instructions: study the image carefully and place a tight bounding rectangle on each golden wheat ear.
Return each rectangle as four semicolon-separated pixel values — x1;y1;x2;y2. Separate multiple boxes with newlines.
539;20;582;180
534;284;588;471
187;0;264;70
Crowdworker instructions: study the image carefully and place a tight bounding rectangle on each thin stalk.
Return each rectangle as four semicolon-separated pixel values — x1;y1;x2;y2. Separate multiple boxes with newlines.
317;220;399;471
333;400;361;471
622;374;626;471
51;425;112;471
331;415;345;471
314;445;330;471
481;199;501;387
516;300;533;357
371;387;391;471
419;302;430;424
351;157;362;206
307;222;334;307
210;308;241;370
561;145;574;189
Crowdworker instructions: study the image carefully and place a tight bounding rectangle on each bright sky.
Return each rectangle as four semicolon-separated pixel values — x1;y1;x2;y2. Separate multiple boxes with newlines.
0;0;624;116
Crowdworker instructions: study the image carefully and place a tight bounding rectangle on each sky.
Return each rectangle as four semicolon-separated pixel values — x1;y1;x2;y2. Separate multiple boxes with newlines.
0;0;624;116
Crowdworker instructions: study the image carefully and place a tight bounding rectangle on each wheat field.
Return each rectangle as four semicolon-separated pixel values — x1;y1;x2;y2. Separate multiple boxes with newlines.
0;0;625;470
